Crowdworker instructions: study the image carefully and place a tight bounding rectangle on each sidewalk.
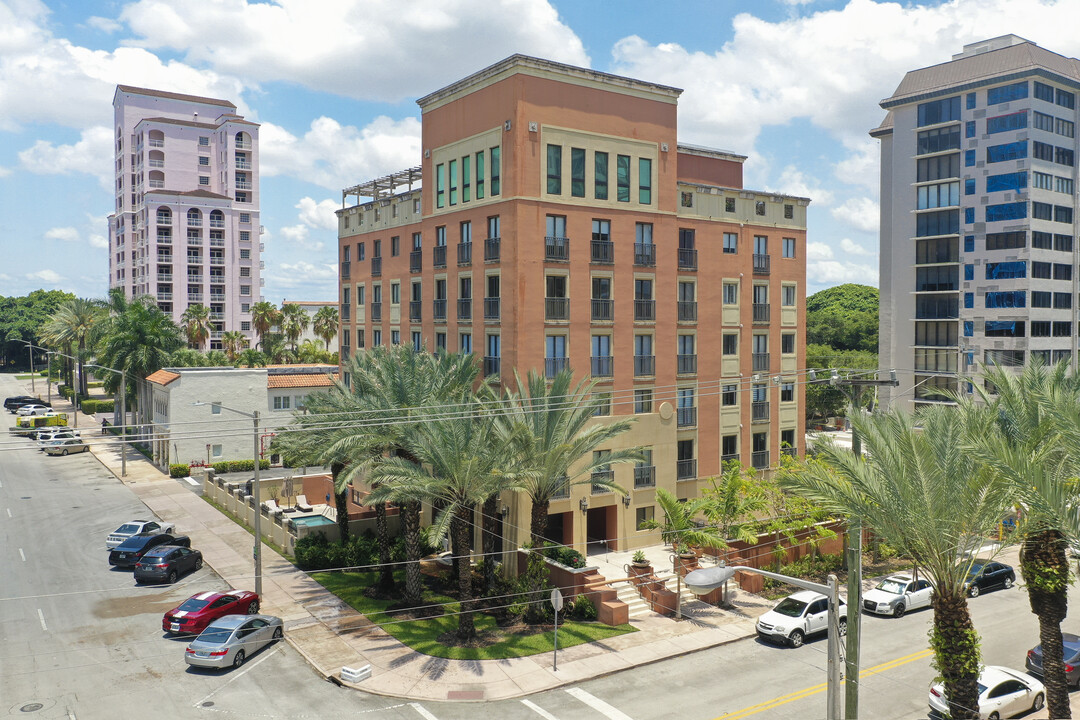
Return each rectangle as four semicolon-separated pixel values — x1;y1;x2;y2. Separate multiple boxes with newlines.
31;383;765;700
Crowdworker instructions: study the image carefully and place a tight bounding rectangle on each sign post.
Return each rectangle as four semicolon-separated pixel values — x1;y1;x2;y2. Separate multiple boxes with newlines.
550;588;563;671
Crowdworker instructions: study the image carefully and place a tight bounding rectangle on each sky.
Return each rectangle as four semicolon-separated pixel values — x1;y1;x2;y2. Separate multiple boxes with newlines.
3;0;1080;303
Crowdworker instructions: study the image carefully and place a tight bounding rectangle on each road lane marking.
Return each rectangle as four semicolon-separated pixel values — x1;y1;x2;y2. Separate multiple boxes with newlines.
522;699;560;719
410;704;439;720
712;648;935;719
6;508;10;518
19;548;25;561
184;476;199;486
38;608;48;631
565;688;635;720
191;645;279;707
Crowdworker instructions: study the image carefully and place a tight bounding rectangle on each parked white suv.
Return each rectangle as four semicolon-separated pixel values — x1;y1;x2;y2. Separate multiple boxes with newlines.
37;428;81;448
106;520;176;549
862;574;933;618
756;590;847;647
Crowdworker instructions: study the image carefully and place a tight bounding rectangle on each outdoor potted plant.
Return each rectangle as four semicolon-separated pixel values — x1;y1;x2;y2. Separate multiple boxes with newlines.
631;550;650;569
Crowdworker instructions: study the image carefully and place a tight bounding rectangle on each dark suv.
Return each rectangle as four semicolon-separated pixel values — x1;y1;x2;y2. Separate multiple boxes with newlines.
109;533;190;568
134;546;203;584
6;396;50;412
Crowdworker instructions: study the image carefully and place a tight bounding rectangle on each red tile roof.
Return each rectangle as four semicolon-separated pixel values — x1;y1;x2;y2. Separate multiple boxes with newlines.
146;369;181;386
267;373;337;389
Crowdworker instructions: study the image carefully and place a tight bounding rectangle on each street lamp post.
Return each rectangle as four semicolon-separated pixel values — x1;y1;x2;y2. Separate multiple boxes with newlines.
46;351;54;405
193;402;262;596
685;565;844;720
87;364;126;478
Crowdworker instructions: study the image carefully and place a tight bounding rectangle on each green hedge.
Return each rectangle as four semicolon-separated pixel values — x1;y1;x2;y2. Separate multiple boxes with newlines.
210;459;271;473
294;532;440;571
80;399;114;414
542;543;587;569
58;385;74;399
170;464;190;478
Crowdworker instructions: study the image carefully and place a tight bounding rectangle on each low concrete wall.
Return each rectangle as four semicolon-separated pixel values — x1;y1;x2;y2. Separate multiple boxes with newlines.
516;548;630;626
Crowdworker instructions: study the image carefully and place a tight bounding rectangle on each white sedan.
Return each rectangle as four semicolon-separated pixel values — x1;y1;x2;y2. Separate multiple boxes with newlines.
37;429;81;449
16;404;51;416
862;574;933;617
106;520;176;549
929;665;1044;719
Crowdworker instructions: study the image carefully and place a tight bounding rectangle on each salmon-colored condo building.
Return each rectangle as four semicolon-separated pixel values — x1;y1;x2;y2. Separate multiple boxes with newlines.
337;56;808;552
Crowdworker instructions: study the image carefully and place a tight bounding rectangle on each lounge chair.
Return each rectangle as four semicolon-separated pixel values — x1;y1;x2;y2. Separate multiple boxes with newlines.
262;499;282;517
295;495;313;513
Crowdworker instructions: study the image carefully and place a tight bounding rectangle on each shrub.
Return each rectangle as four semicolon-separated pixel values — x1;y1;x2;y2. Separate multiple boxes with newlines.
170;464;190;478
542;544;586;569
570;594;597;621
294;533;333;570
58;385;74;399
80;399;115;414
210;459;271;474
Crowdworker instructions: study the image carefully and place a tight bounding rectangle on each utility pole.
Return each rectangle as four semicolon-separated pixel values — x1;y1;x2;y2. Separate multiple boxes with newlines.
28;344;36;394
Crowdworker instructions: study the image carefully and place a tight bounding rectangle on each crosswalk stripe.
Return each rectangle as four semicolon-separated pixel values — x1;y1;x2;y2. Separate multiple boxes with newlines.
410;703;439;720
565;688;635;720
521;698;560;719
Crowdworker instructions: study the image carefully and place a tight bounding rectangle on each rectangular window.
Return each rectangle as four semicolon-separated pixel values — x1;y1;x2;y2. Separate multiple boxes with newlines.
723;282;739;305
985;291;1026;308
634;388;653;414
1035;82;1055;102
1032;291;1051;307
985;261;1026;279
782;285;796;306
781;333;795;354
475;149;485;199
1056;147;1074;166
1034;141;1054;161
638;158;652;204
1034;111;1055;132
986;141;1028;163
722;384;737;407
546;144;562;194
594;151;608;200
916;209;959;237
488;146;501;196
1057;88;1076;109
723;232;738;254
461;155;470;202
965;120;976;138
448;159;457;205
459;332;471;353
781;383;794;403
782;238;795;258
964;292;973;308
391;236;400;257
570;148;585;198
985;321;1025;338
965;178;975;195
1055;206;1074;224
987;81;1028;105
1056;177;1074;194
1054;263;1073;280
1033;171;1053;189
965;264;974;280
986;202;1027;222
1031;321;1051;337
987;111;1027;134
966;149;976;167
917;96;961;126
1033;261;1052;279
964;235;975;252
436;163;445;208
986;172;1027;193
1033;202;1053;220
1054;234;1073;251
1056;118;1075;137
987;231;1026;250
967;92;976;109
616;155;631;202
917;181;960;209
965;207;975;224
722;333;738;355
917;153;960;182
412;332;423;352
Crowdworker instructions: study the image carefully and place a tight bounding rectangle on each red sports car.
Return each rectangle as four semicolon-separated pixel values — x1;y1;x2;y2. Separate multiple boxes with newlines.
162;590;260;635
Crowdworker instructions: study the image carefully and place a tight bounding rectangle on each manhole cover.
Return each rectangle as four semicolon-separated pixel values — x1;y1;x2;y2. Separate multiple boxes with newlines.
20;703;43;713
21;497;31;500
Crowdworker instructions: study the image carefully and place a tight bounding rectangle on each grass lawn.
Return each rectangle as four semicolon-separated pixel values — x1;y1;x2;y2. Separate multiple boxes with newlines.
14;372;47;379
314;570;636;660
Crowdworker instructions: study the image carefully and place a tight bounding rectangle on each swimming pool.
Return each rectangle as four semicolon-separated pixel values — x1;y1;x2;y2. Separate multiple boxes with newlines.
291;514;335;529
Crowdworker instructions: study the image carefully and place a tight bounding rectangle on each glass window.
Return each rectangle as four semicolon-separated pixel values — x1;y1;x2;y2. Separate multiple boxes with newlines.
546;144;562;194
917;154;960;182
782;238;795;258
617;154;631;202
987;82;1027;105
490;146;500;195
594;151;608;200
722;334;738;355
638;158;652;204
782;333;795;354
723;282;738;305
448;159;457;205
436;163;445;208
965;121;976;138
966;92;976;109
986;141;1027;163
987;111;1028;134
1035;81;1055;102
475;150;485;199
461;156;470;202
722;384;737;406
570;148;585;198
965;149;976;167
965;178;975;195
917;96;961;126
782;285;796;306
634;389;653;414
723;232;738;253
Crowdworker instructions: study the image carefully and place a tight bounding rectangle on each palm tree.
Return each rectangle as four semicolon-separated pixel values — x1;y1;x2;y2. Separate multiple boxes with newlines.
280;303;309;352
261;333;290;364
42;297;105;397
235;348;267;368
368;403;524;641
168;347;208;367
221;330;248;362
297;339;325;364
964;361;1080;720
251;301;280;351
204;350;231;366
180;303;212;350
313;305;339;351
780;406;1012;720
499;368;641;546
639;488;729;553
701;460;769;599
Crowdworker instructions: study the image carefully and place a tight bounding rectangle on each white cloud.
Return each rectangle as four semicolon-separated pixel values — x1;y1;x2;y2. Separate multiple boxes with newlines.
296;197;339;231
260;116;421;190
768;164;834;205
808;260;878;287
839;237;875;257
265;261;337;296
26;269;64;284
18;126;115;187
119;0;588;103
44;226;80;242
831;196;879;233
85;16;122;33
88;234;109;249
834;139;879;193
278;224;324;251
806;241;834;261
0;165;11;177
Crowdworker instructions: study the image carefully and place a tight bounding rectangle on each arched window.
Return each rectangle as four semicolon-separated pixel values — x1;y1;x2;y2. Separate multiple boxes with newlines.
148;129;165;148
235;131;250;149
155;206;172;225
149;170;165;189
149;150;165;169
209;209;225;229
187;208;202;227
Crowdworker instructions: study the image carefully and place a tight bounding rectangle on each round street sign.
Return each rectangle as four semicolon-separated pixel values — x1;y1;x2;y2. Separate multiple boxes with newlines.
550;588;563;612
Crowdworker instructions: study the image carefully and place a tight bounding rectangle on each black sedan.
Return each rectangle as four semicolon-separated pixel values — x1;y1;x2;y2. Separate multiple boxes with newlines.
134;545;203;584
109;533;190;568
964;560;1015;597
6;396;50;412
1027;632;1080;688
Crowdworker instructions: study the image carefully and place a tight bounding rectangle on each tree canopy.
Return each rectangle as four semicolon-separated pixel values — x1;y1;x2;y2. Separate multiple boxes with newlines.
806;284;878;353
0;290;75;369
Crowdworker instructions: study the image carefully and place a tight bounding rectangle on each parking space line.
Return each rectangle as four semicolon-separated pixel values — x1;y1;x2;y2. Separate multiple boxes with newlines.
6;508;11;518
522;698;560;719
565;688;634;720
410;703;439;720
184;476;199;486
38;608;48;631
19;548;25;561
191;645;279;707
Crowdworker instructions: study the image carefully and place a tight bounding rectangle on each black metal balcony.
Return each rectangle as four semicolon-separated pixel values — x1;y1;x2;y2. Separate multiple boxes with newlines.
782;446;797;458
677;407;697;427
484;297;500;320
457;298;472;321
753;303;771;323
550;475;570;499
634;299;655;321
484;237;500;262
409;250;422;273
545;297;570;320
752;352;770;372
752;401;770;423
483;356;500;377
432;299;447;321
751;451;770;469
634;243;656;267
545;356;569;378
433;245;447;268
677;301;697;322
753;253;770;275
545;236;569;262
591;356;613;377
340;261;350;280
591;298;613;321
677;354;697;375
678;248;698;270
370;302;382;322
371;256;382;276
634;355;655;376
634;465;656;488
591;239;614;264
590;470;614;495
676;459;697;481
408;301;421;322
457;241;472;265
721;453;740;465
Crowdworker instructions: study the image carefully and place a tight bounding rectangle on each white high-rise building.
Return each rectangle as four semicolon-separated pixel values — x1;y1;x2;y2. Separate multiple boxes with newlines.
107;86;263;348
874;36;1080;411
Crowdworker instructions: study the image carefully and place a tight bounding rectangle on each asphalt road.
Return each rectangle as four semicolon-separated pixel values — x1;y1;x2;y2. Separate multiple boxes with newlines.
0;372;1070;720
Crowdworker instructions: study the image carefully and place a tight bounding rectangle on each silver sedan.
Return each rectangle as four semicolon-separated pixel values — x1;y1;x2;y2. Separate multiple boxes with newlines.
184;614;283;669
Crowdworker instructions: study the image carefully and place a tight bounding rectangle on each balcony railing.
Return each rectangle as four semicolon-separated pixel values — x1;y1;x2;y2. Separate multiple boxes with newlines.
591;298;613;321
752;401;770;423
676;459;697;481
591;239;614;264
751;451;770;469
371;256;382;276
156;234;172;244
210;293;225;302
409;301;422;322
370;302;382;322
235;160;252;170
341;304;351;321
634;355;655;377
186;275;203;284
236;140;252;150
545;357;569;378
210;238;225;247
752;352;770;372
678;248;698;270
457;241;472;265
782;446;797;458
550;475;570;500
591;470;614;494
753;253;771;275
433;245;447;268
634;465;656;489
591;356;613;377
148;139;164;148
721;453;740;465
484;237;500;262
432;299;446;321
209;257;224;266
156;254;172;264
209;219;225;229
634;299;655;321
209;312;224;321
457;298;472;321
753;303;771;323
484;298;500;320
677;407;697;427
634;243;656;267
235;181;253;190
156;292;172;301
677;301;698;322
545;297;570;321
187;294;203;302
156;214;172;225
156;273;172;282
677;354;697;375
545;236;570;262
483;356;501;377
186;217;202;227
409;250;422;273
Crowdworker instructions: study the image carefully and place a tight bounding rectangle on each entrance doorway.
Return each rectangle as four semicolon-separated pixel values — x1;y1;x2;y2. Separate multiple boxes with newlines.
585;505;616;554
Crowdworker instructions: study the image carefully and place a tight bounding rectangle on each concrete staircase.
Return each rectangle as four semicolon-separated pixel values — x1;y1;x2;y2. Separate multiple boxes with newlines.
615;573;701;618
